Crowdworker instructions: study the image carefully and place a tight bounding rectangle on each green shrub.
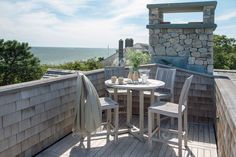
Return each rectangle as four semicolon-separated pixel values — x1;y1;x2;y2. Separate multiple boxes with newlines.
43;58;103;71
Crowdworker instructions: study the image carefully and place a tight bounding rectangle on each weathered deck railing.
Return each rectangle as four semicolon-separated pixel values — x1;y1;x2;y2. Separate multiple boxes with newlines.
0;69;107;157
0;74;77;157
215;76;236;157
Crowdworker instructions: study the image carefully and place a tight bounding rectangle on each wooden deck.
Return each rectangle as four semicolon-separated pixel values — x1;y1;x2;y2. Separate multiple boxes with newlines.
36;116;217;157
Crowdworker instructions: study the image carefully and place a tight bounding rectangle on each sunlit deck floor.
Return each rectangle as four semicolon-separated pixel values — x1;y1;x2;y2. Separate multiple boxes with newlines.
36;115;217;157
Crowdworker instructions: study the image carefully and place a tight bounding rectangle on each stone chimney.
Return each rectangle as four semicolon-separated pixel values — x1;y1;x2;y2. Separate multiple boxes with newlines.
147;1;217;74
125;38;134;48
118;39;124;66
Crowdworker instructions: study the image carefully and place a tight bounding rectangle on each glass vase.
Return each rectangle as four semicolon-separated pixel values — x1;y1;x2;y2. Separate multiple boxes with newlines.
128;67;133;80
132;71;139;83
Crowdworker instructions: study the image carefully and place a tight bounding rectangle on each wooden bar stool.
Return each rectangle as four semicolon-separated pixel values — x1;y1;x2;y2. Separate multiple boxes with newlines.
148;75;193;157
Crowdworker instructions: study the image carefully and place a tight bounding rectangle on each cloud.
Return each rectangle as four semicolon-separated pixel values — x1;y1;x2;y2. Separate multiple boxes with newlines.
215;24;236;39
1;0;236;48
110;1;148;22
109;0;175;22
0;4;148;48
37;0;89;16
216;11;236;21
0;0;152;47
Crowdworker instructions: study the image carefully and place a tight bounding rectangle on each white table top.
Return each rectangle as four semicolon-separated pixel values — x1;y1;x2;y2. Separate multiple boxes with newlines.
105;79;165;90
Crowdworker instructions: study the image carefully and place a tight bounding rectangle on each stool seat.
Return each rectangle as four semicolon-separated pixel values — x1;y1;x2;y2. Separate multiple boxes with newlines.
149;101;185;118
100;97;119;110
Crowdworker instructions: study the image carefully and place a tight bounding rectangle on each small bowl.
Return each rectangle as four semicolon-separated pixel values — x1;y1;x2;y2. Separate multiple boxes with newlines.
118;77;124;84
111;76;117;83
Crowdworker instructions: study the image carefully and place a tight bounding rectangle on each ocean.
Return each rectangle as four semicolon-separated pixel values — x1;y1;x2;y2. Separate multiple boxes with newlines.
31;47;116;65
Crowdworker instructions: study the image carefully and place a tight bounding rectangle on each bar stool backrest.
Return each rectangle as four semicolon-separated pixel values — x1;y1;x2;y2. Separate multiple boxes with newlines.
155;67;176;101
178;75;193;113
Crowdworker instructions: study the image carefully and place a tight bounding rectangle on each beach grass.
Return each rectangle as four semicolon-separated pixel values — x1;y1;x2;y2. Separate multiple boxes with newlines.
42;57;104;71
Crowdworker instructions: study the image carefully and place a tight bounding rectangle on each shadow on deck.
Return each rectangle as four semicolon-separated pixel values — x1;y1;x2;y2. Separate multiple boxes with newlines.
36;116;217;157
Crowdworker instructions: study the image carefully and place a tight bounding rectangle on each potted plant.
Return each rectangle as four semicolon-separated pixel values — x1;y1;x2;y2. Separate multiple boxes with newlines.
126;49;150;81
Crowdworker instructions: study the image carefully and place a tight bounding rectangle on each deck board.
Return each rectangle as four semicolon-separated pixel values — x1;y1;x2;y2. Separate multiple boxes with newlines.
36;116;217;157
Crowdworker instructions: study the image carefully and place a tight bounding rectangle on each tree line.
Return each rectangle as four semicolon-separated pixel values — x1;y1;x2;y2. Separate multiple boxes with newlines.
214;35;236;69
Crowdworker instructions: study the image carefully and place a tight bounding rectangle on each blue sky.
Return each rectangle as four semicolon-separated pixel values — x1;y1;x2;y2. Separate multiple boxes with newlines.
0;0;236;48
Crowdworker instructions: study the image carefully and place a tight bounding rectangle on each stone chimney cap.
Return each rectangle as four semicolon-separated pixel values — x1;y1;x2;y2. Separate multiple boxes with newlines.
147;1;217;13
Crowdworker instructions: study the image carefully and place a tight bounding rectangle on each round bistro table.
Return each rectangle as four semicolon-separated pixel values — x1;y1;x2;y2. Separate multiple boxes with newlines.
105;79;165;138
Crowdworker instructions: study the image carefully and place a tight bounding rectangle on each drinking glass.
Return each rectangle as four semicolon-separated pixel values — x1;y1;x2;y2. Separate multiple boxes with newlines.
138;69;150;84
